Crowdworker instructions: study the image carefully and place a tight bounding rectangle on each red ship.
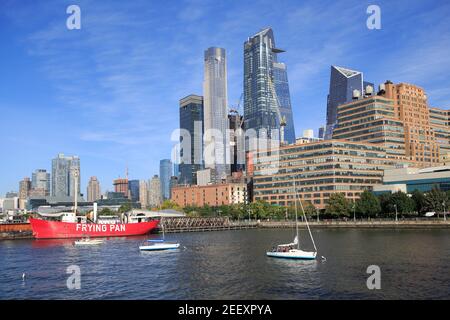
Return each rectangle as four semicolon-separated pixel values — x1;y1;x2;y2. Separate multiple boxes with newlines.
30;217;159;239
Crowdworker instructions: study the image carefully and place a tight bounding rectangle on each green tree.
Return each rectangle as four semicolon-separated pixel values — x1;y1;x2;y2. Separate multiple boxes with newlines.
160;200;181;211
325;193;351;218
99;208;115;216
383;191;415;217
424;188;448;213
411;190;427;214
118;203;132;213
355;190;381;218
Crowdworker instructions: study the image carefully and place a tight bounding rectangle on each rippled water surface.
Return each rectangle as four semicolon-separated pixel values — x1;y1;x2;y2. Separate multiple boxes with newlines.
1;228;449;299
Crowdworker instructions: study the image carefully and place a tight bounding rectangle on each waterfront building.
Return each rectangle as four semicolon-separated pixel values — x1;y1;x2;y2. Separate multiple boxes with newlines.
51;154;80;198
128;179;140;202
273;61;296;144
139;180;148;208
87;176;101;202
373;165;450;194
429;107;450;156
113;178;129;198
148;175;162;208
31;169;50;196
332;96;408;161
179;94;204;185
383;82;442;166
19;177;31;210
244;27;287;140
171;183;247;208
159;159;172;200
325;66;365;139
203;47;230;180
252;139;393;209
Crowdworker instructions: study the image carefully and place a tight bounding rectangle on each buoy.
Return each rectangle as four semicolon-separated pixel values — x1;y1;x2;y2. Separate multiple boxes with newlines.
22;273;26;281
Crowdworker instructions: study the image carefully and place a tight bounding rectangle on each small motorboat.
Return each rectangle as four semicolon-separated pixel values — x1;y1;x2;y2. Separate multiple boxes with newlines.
74;237;104;246
139;239;180;251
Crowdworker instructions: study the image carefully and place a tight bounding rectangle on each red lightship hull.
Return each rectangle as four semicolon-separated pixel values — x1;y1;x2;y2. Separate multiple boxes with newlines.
29;218;159;239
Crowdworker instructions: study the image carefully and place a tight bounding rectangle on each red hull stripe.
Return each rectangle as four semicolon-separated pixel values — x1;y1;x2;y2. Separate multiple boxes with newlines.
29;218;159;239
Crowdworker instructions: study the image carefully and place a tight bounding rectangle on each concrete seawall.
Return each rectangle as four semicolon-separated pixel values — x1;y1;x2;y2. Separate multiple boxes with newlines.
258;220;450;229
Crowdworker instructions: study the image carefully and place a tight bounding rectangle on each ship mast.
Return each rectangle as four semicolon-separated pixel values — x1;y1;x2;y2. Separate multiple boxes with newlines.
72;167;79;219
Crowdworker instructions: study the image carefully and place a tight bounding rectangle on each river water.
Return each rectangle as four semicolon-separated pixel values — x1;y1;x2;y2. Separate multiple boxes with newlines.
0;228;449;299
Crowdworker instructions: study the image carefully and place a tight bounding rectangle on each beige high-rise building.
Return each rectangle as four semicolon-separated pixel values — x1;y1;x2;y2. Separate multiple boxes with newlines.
19;177;31;210
148;175;161;208
87;176;101;202
383;82;442;166
139;180;148;208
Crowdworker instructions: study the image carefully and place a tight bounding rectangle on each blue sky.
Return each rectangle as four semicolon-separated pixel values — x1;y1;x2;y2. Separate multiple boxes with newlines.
1;0;449;195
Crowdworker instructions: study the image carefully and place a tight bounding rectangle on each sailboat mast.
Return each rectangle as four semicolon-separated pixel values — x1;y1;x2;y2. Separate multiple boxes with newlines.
299;200;317;252
293;179;299;250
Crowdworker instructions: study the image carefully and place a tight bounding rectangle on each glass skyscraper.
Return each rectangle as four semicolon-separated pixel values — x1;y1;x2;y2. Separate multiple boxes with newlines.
273;62;296;144
244;28;294;142
179;95;204;185
128;179;140;202
31;169;50;196
159;159;172;201
203;47;230;180
325;66;364;139
51;153;80;198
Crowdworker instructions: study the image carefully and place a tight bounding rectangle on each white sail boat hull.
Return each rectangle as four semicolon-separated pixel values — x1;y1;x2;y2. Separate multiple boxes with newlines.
139;243;180;251
266;249;317;260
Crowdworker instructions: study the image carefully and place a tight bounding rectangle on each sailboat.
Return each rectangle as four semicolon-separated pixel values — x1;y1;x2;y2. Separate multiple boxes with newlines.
139;219;180;251
266;179;318;260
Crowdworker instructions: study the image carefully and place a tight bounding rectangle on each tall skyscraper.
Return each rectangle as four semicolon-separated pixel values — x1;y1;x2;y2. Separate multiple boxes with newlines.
148;175;161;208
179;94;204;185
159;159;172;201
128;179;140;202
31;169;50;196
139;180;148;208
51;153;80;198
273;62;296;144
244;27;288;140
87;176;101;202
325;66;364;139
203;47;230;180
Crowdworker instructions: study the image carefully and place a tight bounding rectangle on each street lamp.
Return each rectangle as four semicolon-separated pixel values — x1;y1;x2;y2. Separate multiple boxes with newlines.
394;204;398;222
443;201;447;221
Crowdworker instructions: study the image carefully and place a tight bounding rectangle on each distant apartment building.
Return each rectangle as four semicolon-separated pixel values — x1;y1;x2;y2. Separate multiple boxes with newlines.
333;96;407;161
31;169;50;196
179;94;204;185
51;154;80;198
113;178;129;198
19;177;31;209
87;176;101;202
252;139;393;209
333;81;450;167
148;175;161;208
171;183;247;208
139;180;148;208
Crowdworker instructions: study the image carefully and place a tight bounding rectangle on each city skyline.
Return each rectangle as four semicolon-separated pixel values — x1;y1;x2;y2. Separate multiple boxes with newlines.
1;0;450;195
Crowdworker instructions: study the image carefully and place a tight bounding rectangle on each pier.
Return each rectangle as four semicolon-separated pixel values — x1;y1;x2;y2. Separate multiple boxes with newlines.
161;217;258;233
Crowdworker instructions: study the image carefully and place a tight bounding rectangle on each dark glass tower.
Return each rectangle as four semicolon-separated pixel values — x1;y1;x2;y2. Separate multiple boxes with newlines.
128;179;140;202
273;62;296;144
179;95;204;185
325;66;363;138
244;28;293;140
